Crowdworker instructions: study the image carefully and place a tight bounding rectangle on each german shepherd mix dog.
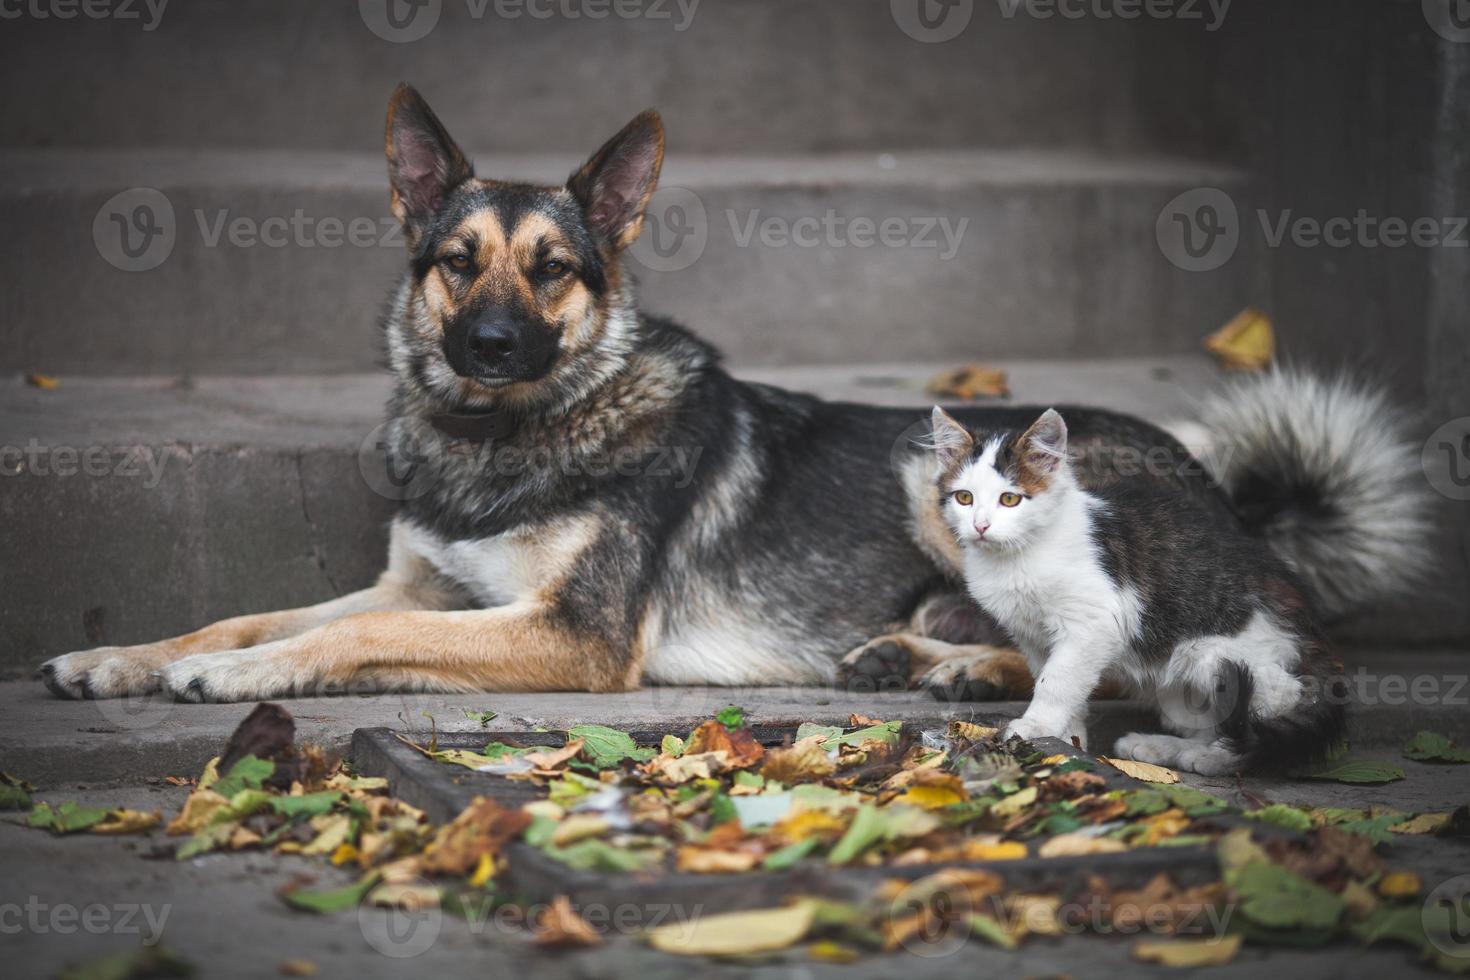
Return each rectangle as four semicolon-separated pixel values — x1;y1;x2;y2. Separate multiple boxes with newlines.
41;88;1425;730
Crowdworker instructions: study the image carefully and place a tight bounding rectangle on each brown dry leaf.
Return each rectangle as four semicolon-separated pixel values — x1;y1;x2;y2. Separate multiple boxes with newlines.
92;809;162;835
646;902;816;956
1037;833;1128;858
926;363;1010;401
278;960;318;977
1009;894;1062;936
1038;770;1107;800
550;814;609;847
25;373;59;390
761;736;835;783
536;895;603;949
166;789;230;835
1204;307;1274;371
948;720;1000;741
1134;935;1242;968
1137;807;1192;846
523;739;584;772
229;825;263;850
774;809;846;844
1341;879;1380;920
1095;874;1227;934
420;797;532;876
1099;756;1180;784
676;847;761;873
848;714;881;727
684;721;765;769
1391;812;1450;835
163;775;194;787
369;881;441;909
650;751;727;784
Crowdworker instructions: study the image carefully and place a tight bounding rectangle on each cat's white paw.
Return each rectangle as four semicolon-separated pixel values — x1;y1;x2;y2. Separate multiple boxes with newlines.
1003;714;1086;746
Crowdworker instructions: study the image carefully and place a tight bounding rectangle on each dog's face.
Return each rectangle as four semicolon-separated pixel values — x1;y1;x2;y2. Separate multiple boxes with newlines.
383;85;663;408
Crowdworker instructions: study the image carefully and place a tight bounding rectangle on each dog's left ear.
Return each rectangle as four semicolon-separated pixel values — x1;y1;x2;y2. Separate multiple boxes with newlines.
385;84;473;242
568;110;665;252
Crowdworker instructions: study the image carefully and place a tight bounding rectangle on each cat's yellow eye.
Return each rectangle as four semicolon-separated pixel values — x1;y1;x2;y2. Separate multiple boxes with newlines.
953;490;974;506
999;492;1023;507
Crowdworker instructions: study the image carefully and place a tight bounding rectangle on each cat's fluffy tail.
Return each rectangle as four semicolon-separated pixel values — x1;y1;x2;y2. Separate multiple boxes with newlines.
1172;368;1432;620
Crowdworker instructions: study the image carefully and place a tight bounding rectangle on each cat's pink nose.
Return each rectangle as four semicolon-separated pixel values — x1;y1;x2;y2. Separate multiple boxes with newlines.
974;521;990;537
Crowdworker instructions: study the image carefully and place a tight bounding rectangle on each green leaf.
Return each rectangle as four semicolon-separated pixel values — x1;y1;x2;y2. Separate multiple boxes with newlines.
0;783;31;811
710;793;737;826
831;721;902;748
481;742;530;761
660;734;685;757
715;705;746;729
1403;731;1470;763
1160;785;1230;816
58;945;193;980
27;801;110;834
567;724;655;768
462;709;499;728
1231;861;1346;931
732;771;764;789
762;837;819;871
1246;804;1314;833
1304;759;1404;784
545;839;658;873
1054;758;1095;773
523;815;558;848
967;914;1019;950
795;723;844;743
281;872;382;914
269;791;344;819
211;755;275;798
1335;814;1402;844
827;804;938;865
1122;790;1171;816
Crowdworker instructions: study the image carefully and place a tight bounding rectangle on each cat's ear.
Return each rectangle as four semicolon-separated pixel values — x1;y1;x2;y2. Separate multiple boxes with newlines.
568;110;665;252
928;406;975;465
386;84;473;242
1018;408;1068;476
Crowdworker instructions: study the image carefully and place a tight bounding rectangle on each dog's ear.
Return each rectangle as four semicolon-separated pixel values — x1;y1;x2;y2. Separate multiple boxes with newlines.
567;110;665;252
385;84;473;241
929;406;975;466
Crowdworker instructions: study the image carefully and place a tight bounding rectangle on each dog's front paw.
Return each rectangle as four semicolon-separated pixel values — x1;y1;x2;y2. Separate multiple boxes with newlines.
159;650;278;703
837;635;914;692
38;648;163;700
920;646;1032;702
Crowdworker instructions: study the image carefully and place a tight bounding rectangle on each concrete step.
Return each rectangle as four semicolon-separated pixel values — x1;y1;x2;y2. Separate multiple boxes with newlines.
1;147;1256;375
0;356;1228;672
0;0;1231;157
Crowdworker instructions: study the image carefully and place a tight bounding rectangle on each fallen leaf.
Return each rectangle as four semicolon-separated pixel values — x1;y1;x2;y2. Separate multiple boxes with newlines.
1403;731;1470;763
368;881;441;909
27;801;110;834
1304;759;1404;784
93;809;162;835
1390;812;1450;835
989;785;1038;818
716;705;747;729
1376;871;1422;898
567;724;655;768
277;960;317;977
676;847;761;873
761;737;835;783
926;363;1010;401
808;940;861;963
948;720;1000;741
58;945;192;980
1245;804;1314;833
828;805;938;865
420;797;532;876
1134;935;1242;967
1099;756;1180;784
280;872;382;914
522;739;585;771
646;902;816;956
962;838;1028;861
25;373;59;390
685;720;765;769
536;895;603;948
1204;307;1274;371
1037;833;1128;858
550;813;609;847
1009;894;1062;936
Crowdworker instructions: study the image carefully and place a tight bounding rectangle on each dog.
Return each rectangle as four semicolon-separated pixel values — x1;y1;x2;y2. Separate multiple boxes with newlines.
39;86;1425;704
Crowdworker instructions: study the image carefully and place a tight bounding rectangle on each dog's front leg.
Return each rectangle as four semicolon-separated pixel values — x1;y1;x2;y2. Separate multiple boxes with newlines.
39;525;465;699
156;602;639;703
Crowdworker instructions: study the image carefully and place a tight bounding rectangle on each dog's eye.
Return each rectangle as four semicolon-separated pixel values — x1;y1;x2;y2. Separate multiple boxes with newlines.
953;490;974;506
540;259;569;278
443;253;472;273
999;492;1022;507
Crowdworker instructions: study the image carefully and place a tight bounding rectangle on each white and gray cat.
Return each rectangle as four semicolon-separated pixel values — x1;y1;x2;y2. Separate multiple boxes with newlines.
927;405;1346;775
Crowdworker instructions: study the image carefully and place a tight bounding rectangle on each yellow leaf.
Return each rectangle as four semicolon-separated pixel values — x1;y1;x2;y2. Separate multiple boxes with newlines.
277;959;318;977
1341;879;1379;920
369;882;441;909
808;940;860;964
646;902;816;956
551;814;609;847
329;843;359;867
1134;935;1243;968
1391;812;1449;835
990;785;1038;818
676;847;761;873
25;372;59;390
898;784;965;810
1039;754;1070;766
1138;807;1192;846
469;853;495;889
1099;756;1180;784
1037;833;1128;858
774;809;846;844
434;749;498;770
963;838;1029;861
92;809;161;835
166;789;230;835
302;814;352;856
926;363;1010;401
1204;307;1274;371
1010;895;1062;936
1377;872;1423;898
948;721;1000;741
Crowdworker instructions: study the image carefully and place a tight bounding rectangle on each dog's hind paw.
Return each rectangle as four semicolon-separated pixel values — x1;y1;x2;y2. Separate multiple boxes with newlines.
836;635;916;693
920;646;1034;703
38;648;163;700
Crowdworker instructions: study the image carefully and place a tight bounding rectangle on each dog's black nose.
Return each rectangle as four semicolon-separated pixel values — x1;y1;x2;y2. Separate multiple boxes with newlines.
467;321;518;365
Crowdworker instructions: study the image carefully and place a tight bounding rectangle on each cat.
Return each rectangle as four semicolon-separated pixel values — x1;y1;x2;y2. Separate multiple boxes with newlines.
926;405;1347;775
